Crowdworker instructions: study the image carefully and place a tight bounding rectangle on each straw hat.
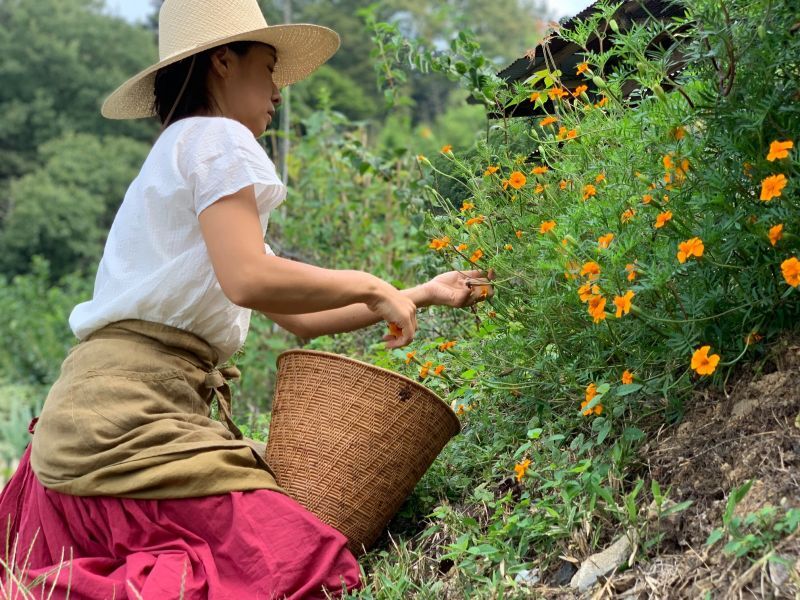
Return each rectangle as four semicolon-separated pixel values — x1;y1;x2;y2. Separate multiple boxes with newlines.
101;0;341;120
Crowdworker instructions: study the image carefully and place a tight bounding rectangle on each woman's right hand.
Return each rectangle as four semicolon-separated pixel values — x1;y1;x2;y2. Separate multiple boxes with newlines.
365;281;418;349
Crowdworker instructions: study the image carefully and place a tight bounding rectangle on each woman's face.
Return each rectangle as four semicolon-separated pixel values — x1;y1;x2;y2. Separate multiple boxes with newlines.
207;43;282;136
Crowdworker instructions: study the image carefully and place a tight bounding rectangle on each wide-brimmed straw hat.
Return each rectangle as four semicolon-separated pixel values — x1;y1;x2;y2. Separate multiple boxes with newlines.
101;0;340;120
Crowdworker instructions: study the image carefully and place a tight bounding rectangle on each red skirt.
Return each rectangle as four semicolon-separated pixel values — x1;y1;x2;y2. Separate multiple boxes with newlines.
1;423;363;600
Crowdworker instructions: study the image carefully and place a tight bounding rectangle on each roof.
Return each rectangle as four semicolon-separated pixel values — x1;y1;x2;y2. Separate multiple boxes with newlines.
472;0;689;119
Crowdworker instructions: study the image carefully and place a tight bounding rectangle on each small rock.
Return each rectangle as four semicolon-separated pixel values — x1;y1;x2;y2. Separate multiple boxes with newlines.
570;531;636;592
768;556;791;588
514;568;540;585
551;560;578;586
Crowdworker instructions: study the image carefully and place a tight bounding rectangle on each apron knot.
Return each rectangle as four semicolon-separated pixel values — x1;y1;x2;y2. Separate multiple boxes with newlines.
204;365;243;440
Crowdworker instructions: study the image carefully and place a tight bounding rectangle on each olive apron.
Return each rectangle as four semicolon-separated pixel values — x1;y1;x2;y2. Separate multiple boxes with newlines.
30;318;285;499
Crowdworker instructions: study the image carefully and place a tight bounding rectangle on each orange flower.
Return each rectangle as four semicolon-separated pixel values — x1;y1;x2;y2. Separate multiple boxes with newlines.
388;322;403;337
484;165;499;176
441;144;453;153
691;346;720;376
625;263;637;282
743;162;753;178
613;290;635;318
581;261;601;279
534;184;545;193
578;282;600;302
515;230;523;239
438;340;457;351
595;96;609;108
460;201;475;212
621;208;635;223
595;172;606;183
433;364;445;376
769;224;783;246
504;244;514;251
761;174;787;201
502;179;510;190
587;295;607;323
781;256;800;287
469;248;484;263
654;211;673;228
581;383;602;415
531;165;549;175
585;382;597;403
567;129;578;139
672;125;686;140
573;84;588;97
530;91;541;102
539;116;558;127
663;153;675;170
509;171;527;189
559;179;569;190
514;458;531;482
456;243;468;252
677;237;704;263
429;236;451;251
419;360;433;378
405;351;416;364
767;140;793;161
465;215;486;227
598;233;614;249
548;87;569;101
577;62;590;75
583;184;597;200
539;220;556;234
642;194;653;205
621;370;634;385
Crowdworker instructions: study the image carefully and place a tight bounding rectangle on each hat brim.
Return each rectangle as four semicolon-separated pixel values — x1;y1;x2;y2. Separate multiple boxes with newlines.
101;23;340;120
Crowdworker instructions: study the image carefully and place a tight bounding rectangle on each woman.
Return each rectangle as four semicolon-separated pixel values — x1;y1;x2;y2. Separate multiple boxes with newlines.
0;0;494;598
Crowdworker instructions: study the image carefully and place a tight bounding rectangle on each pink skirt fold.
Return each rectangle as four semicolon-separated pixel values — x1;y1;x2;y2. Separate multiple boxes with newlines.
1;427;363;600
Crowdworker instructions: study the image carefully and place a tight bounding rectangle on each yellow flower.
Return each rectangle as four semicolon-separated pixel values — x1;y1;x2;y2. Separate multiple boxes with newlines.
654;211;673;228
484;165;499;176
677;237;704;264
769;224;783;246
761;174;787;201
514;458;532;482
691;346;720;376
767;140;793;161
613;289;635;318
509;171;527;189
781;256;800;287
621;370;634;385
416;154;427;162
598;233;614;249
504;243;514;251
539;220;556;234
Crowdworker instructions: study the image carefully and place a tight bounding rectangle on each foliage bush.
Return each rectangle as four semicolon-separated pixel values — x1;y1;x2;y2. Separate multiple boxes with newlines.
344;0;799;593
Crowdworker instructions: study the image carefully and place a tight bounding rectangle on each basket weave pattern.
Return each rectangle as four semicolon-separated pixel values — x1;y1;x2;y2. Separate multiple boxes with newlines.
265;349;460;554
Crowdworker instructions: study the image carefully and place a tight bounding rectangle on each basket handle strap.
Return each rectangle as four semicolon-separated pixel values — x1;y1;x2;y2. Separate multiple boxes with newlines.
204;366;244;440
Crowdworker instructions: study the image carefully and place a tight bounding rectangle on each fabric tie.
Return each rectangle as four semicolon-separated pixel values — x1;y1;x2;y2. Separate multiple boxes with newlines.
204;365;243;440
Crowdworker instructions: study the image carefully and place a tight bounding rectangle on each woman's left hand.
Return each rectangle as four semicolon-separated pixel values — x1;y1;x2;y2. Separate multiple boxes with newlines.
421;269;495;309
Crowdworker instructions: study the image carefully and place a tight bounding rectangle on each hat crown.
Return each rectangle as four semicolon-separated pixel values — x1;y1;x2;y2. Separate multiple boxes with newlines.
158;0;269;60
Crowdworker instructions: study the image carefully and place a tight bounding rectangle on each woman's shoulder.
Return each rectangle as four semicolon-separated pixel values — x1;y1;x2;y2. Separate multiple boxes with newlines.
169;115;256;142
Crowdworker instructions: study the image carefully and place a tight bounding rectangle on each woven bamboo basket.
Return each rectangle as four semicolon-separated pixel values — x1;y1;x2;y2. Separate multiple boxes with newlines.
265;349;461;555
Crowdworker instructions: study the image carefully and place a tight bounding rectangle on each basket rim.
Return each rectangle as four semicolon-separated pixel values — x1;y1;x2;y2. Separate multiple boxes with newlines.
276;348;462;435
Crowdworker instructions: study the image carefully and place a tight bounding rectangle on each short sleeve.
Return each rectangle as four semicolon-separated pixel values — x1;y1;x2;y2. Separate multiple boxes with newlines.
264;242;276;256
177;117;287;216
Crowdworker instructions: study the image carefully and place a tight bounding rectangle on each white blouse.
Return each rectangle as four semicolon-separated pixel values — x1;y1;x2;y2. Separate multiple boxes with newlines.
69;116;287;363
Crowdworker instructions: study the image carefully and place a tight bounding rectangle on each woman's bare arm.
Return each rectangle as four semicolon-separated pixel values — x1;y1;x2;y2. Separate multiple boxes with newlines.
197;184;419;345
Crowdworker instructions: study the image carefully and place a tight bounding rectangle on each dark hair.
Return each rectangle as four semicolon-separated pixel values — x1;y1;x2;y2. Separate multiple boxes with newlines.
153;41;273;128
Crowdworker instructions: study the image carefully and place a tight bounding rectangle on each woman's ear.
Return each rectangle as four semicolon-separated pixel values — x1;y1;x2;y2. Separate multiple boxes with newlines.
209;46;234;79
